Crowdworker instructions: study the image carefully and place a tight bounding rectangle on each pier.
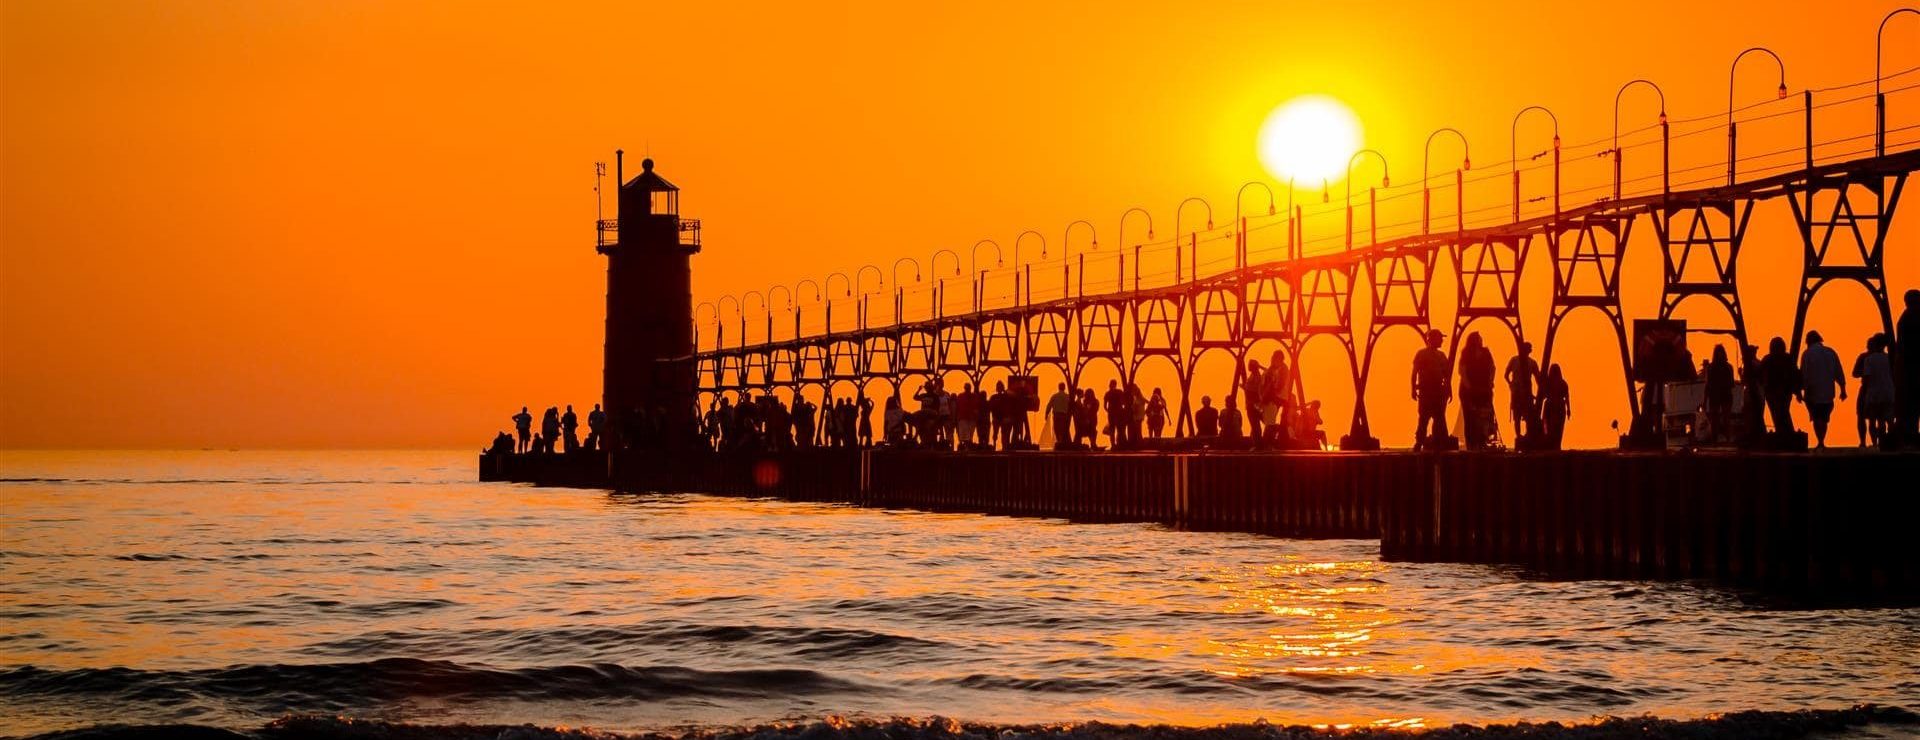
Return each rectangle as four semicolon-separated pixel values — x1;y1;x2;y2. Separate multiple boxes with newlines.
480;448;1919;604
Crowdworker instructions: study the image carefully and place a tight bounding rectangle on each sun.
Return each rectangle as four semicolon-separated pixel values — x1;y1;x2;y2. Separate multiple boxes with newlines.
1257;95;1363;185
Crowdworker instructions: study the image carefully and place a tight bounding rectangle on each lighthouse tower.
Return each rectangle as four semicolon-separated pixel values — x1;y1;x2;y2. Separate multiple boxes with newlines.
599;152;699;446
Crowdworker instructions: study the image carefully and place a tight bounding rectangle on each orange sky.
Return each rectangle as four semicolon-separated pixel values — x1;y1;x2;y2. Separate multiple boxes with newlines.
5;1;1919;449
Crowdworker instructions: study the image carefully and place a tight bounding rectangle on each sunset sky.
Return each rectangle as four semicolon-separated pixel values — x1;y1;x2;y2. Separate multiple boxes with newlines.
5;1;1919;449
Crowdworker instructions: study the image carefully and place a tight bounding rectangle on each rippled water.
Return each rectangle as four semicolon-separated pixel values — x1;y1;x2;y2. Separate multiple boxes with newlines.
1;450;1916;737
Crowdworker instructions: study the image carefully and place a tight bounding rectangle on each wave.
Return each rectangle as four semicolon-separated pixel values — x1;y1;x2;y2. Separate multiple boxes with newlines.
0;659;871;713
13;706;1917;740
295;623;949;664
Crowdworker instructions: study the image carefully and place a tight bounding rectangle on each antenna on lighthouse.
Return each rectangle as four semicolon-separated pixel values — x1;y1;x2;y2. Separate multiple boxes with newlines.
594;161;607;225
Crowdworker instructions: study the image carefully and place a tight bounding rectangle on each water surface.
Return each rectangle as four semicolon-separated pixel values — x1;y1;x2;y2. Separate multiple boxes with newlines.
1;450;1915;735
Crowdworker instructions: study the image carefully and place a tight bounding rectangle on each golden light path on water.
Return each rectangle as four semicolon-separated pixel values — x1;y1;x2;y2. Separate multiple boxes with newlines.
1;450;1916;735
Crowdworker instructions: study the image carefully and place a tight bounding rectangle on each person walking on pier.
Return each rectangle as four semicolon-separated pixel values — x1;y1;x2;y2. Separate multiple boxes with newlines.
1703;346;1735;444
1146;388;1168;439
1540;364;1570;450
1126;383;1147;444
561;405;580;453
1195;395;1219;440
1855;333;1895;447
956;382;981;450
1758;337;1802;437
1505;341;1541;443
512;407;533;453
1047;383;1074;449
1800;331;1846;449
1412;329;1452;451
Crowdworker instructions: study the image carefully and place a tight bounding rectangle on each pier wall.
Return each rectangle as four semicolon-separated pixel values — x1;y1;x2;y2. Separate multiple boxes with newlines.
482;448;1918;603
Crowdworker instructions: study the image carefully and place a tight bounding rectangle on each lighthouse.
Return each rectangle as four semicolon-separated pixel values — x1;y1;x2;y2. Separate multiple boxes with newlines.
599;152;699;446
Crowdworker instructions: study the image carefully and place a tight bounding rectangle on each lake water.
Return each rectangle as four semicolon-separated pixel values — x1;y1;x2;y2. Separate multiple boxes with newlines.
1;450;1915;737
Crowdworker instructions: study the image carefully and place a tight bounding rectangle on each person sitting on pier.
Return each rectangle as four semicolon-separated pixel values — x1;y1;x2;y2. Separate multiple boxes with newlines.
1540;364;1570;450
1220;393;1244;440
1146;388;1168;439
1854;333;1894;447
512;407;533;454
1800;330;1846;449
1758;337;1803;437
1505;341;1541;444
1412;329;1453;451
561;405;580;453
1295;399;1327;449
1046;382;1075;450
586;404;606;451
487;431;513;456
1076;388;1100;449
1194;395;1219;441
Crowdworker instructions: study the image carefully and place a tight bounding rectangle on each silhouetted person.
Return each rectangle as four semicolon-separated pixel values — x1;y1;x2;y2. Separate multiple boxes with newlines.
1800;330;1846;448
991;381;1016;450
1221;393;1244;440
1412;329;1452;450
512;406;533;453
1458;332;1496;449
488;431;513;455
1758;337;1802;435
561;405;580;453
1242;359;1266;443
1263;350;1293;445
1540;364;1570;450
1853;333;1894;447
585;404;606;451
1076;388;1100;449
540;407;561;452
1103;380;1127;448
1195;395;1219;439
1045;383;1074;449
856;396;874;447
1898;289;1920;443
1295;399;1327;449
883;396;905;445
1703;346;1735;444
1739;344;1767;443
1505;341;1541;442
1146;388;1168;439
1126;383;1146;444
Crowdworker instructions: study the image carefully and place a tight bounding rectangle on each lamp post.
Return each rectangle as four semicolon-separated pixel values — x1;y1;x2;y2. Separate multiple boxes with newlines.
1345;149;1389;250
1423;128;1471;235
1119;207;1153;292
796;279;823;340
1175;197;1213;283
717;295;742;350
1878;9;1920;157
930;249;960;319
1510;106;1560;223
970;239;1003;313
1236;181;1276;270
1611;79;1668;201
854;265;883;331
1727;47;1789;186
892;257;922;323
768;285;794;341
743;290;768;347
1014;230;1047;309
1064;219;1097;299
694;301;718;352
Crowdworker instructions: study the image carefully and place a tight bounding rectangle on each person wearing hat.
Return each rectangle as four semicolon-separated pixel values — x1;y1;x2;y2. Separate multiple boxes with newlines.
1799;330;1846;449
1411;328;1452;450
